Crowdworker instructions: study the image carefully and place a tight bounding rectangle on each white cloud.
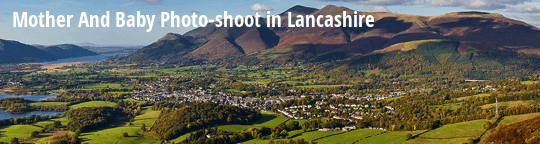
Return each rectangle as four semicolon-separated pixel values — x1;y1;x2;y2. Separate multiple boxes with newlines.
249;3;274;11
316;0;533;10
132;0;165;5
503;3;540;13
315;0;415;6
365;6;390;12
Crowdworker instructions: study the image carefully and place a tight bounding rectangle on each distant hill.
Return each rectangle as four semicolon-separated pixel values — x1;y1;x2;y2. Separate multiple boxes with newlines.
0;39;58;64
124;5;540;64
34;44;99;59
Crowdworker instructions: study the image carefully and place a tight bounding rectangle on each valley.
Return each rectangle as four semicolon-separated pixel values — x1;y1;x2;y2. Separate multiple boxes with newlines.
2;4;540;144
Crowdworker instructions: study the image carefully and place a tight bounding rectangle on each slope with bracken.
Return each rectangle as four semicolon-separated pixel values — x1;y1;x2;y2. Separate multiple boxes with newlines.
124;5;540;64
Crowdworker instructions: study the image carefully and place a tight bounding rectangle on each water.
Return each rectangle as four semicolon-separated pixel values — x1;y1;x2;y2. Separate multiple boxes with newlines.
0;93;61;119
43;53;127;64
0;110;62;119
0;93;56;101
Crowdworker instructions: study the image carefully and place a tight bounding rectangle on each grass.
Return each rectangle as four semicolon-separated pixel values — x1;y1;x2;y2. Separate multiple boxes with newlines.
79;106;160;144
499;112;540;125
405;120;487;144
218;112;288;132
315;129;385;143
34;117;69;128
435;103;461;111
290;131;343;141
457;93;491;101
79;83;133;90
405;137;472;144
123;99;147;105
295;85;352;88
479;100;529;109
521;81;537;84
419;119;487;139
69;101;117;109
0;125;42;142
30;102;68;106
358;131;424;144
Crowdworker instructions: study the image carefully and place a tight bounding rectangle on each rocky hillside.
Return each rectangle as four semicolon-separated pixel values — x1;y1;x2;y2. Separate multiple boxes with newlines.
124;5;540;64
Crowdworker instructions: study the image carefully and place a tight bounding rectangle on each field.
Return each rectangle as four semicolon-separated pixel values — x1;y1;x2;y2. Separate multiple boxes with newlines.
479;100;530;109
435;103;461;111
79;106;160;144
357;131;424;144
34;117;69;128
406;119;487;143
30;102;69;106
242;129;386;144
457;93;491;101
0;125;42;142
295;85;352;88
521;81;538;84
217;112;288;132
69;101;117;109
498;112;540;125
79;83;133;90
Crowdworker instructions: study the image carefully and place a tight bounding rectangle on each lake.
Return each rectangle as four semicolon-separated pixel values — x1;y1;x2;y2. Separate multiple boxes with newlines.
43;53;127;64
0;93;62;119
0;93;56;101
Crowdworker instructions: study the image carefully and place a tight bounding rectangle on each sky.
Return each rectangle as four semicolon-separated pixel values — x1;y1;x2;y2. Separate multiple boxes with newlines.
1;0;540;46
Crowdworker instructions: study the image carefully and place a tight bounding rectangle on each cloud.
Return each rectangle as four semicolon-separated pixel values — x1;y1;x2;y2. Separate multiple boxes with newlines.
122;2;134;6
249;4;274;11
503;3;540;13
315;0;415;6
316;0;533;10
132;0;165;5
190;10;201;14
365;6;391;12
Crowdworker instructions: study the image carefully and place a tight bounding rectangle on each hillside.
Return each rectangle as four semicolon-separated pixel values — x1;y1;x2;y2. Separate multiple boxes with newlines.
35;44;99;59
0;39;58;64
124;5;540;64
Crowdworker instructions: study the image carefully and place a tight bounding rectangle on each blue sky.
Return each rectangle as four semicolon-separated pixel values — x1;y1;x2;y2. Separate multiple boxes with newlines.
1;0;539;46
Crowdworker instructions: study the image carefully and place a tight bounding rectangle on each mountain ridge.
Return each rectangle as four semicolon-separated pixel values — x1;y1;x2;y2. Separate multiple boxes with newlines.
123;5;540;64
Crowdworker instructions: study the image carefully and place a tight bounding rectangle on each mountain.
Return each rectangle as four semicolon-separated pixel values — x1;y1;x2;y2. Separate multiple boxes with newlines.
122;33;205;63
34;44;99;59
0;39;58;64
124;5;540;64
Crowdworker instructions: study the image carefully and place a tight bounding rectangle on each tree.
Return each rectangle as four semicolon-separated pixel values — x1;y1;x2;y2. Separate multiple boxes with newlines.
10;137;19;144
52;120;62;128
29;130;39;138
406;133;413;140
141;123;147;132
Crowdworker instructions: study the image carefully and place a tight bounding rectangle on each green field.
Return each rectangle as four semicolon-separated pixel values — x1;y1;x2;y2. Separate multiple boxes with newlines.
123;99;147;105
69;101;117;109
0;125;42;142
521;81;537;84
295;85;352;88
79;106;160;144
358;131;424;144
499;112;540;125
30;102;69;106
435;103;461;111
315;129;385;143
34;117;69;128
457;93;491;101
79;83;133;90
405;119;487;144
217;112;288;132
